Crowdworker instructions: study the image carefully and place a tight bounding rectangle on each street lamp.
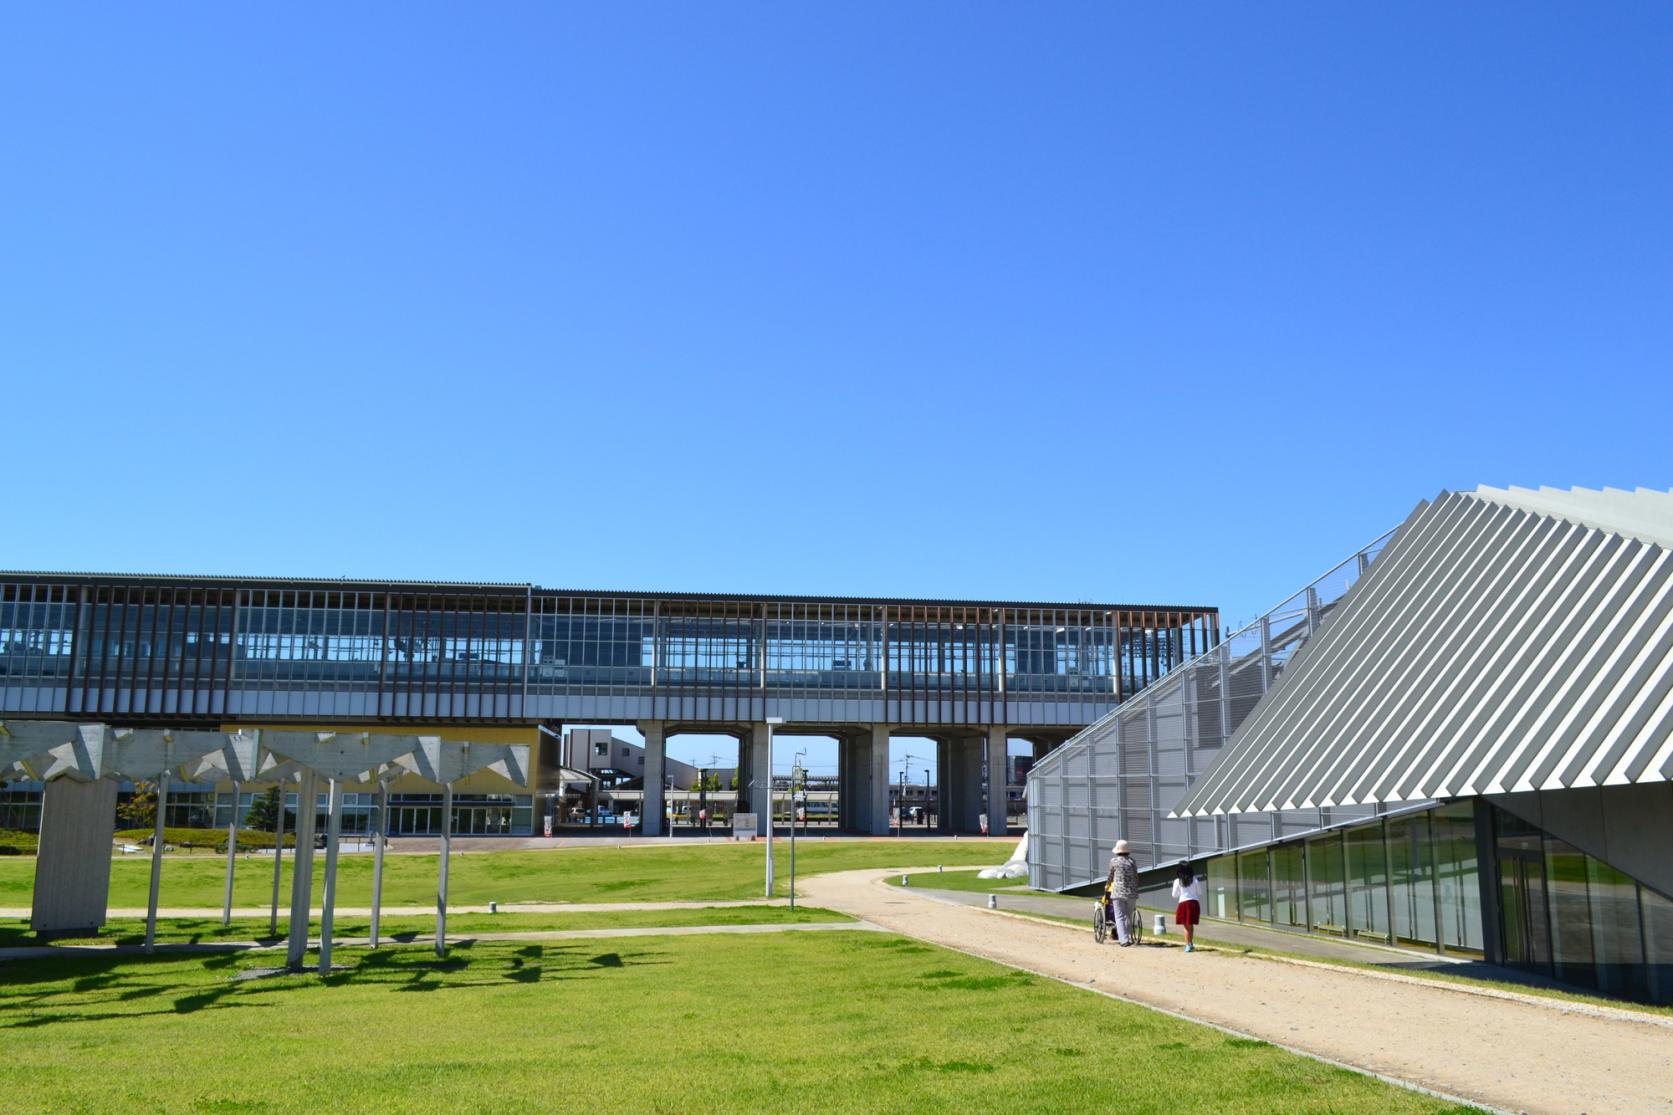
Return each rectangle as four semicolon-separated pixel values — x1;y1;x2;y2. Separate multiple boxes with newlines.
764;716;784;898
924;768;931;830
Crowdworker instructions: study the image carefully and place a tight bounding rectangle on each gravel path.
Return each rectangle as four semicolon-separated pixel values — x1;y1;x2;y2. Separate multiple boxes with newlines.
801;868;1673;1115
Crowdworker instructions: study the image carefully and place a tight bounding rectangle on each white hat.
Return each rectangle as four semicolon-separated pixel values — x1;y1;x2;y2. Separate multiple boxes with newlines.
1114;839;1130;854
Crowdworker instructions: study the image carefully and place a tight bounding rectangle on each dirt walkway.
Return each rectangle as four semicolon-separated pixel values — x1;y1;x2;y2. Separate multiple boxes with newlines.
801;868;1673;1115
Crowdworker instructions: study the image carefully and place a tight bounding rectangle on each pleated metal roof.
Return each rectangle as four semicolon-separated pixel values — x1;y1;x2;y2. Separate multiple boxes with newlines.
1172;485;1673;817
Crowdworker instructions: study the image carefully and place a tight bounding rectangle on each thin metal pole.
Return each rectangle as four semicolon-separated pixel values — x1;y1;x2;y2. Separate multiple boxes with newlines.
764;724;774;898
436;781;453;957
222;779;239;928
370;781;388;948
144;769;169;953
269;783;286;937
319;778;343;975
789;795;796;911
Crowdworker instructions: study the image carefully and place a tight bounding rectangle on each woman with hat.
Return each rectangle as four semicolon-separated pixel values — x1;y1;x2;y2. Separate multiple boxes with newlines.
1106;839;1139;946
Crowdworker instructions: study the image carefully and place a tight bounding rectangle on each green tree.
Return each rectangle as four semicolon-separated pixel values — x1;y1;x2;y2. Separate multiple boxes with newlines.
245;786;282;833
117;781;158;828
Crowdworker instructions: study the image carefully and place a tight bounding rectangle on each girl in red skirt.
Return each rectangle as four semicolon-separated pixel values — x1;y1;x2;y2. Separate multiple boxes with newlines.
1172;862;1204;952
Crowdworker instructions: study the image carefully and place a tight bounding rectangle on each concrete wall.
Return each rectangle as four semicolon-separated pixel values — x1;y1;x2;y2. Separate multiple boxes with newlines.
1487;783;1673;899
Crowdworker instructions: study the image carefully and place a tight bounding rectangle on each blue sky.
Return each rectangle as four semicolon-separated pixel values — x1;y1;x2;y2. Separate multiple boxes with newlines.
4;4;1671;772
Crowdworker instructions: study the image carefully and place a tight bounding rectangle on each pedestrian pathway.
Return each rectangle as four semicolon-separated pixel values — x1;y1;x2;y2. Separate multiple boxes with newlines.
803;867;1673;1115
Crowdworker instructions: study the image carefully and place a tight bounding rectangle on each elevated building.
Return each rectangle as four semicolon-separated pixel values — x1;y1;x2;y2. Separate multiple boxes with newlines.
0;575;1214;837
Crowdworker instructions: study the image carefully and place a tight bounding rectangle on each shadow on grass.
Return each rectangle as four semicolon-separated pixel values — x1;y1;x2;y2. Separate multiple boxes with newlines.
1;940;673;1031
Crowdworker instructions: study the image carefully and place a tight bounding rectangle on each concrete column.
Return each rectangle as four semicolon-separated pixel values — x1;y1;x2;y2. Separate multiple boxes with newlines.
742;723;771;836
31;778;118;934
985;726;1009;838
946;734;984;834
866;725;891;836
639;721;666;837
286;768;319;969
835;736;848;831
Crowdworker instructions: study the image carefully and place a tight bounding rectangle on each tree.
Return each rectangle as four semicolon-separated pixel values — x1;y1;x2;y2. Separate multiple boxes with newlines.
245;786;282;833
117;781;158;828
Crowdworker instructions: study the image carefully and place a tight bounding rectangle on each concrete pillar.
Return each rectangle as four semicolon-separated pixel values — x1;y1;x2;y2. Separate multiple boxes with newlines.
866;725;891;836
31;778;118;934
985;726;1009;838
946;734;984;834
932;738;948;832
286;768;319;969
835;736;848;831
742;723;770;836
639;721;666;837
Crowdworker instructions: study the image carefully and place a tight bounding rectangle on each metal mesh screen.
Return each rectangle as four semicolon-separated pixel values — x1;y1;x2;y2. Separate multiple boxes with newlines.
1027;531;1397;890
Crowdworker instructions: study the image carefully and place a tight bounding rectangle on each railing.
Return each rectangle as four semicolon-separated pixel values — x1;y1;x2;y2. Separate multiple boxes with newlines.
1027;528;1399;892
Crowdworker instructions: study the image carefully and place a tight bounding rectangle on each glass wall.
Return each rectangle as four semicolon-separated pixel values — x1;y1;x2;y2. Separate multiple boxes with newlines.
1205;805;1484;959
1432;802;1484;954
1387;813;1438;948
1236;847;1271;923
1273;842;1308;930
1306;834;1348;936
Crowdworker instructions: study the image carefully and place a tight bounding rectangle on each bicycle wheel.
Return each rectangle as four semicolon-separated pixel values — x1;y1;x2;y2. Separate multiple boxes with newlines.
1093;902;1107;944
1131;911;1143;946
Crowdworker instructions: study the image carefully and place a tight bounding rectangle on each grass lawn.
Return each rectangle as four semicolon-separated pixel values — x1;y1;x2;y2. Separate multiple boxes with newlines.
0;905;854;947
0;930;1475;1114
0;839;1006;910
890;868;1046;894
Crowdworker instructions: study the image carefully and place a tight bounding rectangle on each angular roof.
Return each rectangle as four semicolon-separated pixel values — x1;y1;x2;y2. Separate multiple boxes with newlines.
1172;485;1673;817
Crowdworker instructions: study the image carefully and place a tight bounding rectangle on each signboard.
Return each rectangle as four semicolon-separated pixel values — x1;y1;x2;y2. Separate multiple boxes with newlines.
543;815;553;838
732;813;758;841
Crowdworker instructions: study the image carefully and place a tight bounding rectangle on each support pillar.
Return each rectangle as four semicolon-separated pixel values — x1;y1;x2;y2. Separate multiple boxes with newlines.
285;768;319;969
436;781;453;956
865;725;891;836
370;781;388;948
269;781;286;938
742;723;770;836
947;735;984;834
319;777;343;973
639;721;666;837
222;780;240;928
31;778;117;935
143;770;169;953
985;726;1009;838
936;738;952;833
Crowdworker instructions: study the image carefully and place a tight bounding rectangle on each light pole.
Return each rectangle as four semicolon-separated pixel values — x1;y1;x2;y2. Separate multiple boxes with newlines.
924;768;931;830
764;716;783;898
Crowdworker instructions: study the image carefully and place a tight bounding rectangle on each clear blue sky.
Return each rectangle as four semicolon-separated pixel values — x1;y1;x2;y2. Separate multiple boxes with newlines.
4;5;1671;772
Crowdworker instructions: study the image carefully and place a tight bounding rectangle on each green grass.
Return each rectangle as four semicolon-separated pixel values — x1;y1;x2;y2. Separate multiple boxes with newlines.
0;930;1475;1114
0;905;855;947
113;827;298;851
889;868;1046;894
0;839;1004;909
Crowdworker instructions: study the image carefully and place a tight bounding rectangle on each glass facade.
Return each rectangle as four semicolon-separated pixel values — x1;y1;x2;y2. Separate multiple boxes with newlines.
1202;807;1482;956
0;579;1214;727
1202;801;1673;1005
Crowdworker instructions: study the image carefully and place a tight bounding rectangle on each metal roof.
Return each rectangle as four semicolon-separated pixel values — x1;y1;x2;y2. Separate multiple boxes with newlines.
0;569;1213;615
1171;485;1673;817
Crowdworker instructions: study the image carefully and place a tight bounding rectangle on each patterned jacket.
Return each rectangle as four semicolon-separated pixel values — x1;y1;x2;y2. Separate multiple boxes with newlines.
1107;854;1138;899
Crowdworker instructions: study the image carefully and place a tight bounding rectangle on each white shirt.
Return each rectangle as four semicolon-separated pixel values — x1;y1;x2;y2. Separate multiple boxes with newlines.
1171;877;1205;904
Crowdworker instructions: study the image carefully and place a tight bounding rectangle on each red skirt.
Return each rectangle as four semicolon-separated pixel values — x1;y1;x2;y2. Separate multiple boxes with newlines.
1175;899;1201;927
